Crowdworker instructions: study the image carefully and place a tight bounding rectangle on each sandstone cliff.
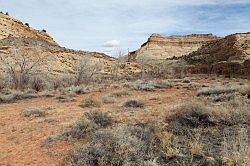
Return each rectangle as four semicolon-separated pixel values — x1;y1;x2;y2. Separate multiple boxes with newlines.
184;33;250;76
0;12;57;45
129;33;220;61
0;13;115;77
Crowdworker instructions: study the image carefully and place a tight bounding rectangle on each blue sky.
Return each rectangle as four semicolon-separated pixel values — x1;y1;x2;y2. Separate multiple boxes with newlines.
0;0;250;56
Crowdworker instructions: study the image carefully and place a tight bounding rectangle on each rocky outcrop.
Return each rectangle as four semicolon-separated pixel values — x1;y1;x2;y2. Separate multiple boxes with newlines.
0;37;115;76
129;33;220;61
0;13;116;77
0;12;57;45
184;33;250;76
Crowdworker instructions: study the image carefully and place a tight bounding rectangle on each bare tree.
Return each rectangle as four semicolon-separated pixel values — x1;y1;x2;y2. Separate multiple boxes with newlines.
74;57;102;85
0;48;49;90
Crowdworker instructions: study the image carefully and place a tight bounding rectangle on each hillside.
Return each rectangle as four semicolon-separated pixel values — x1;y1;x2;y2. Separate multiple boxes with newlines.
184;33;250;76
0;13;115;77
0;12;57;45
128;33;220;61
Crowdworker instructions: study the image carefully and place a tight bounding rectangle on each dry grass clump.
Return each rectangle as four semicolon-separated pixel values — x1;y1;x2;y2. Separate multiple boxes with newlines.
79;96;102;108
0;90;36;103
102;96;115;104
85;111;112;127
64;86;88;95
169;103;213;128
221;128;250;166
240;85;250;98
65;124;161;166
123;99;145;108
111;91;130;97
124;80;172;91
63;118;97;140
197;86;238;96
165;99;250;165
21;108;46;118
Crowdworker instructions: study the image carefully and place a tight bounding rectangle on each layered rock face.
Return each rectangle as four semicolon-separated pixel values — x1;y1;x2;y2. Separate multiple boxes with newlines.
0;37;115;76
0;13;115;77
0;12;57;45
184;33;250;76
129;33;220;61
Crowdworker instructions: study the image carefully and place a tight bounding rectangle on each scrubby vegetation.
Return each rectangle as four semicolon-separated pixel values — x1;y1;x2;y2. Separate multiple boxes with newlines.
102;96;115;104
21;108;46;117
123;99;145;108
124;80;173;91
60;84;249;166
0;90;36;103
79;96;102;108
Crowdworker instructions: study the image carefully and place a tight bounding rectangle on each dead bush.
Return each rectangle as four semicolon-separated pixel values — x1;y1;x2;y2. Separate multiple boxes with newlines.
85;111;112;127
102;96;115;104
63;118;97;140
111;91;130;97
0;90;36;103
80;96;102;108
64;86;88;95
31;76;44;92
197;86;238;96
123;99;144;108
65;124;161;166
124;80;172;91
21;108;46;117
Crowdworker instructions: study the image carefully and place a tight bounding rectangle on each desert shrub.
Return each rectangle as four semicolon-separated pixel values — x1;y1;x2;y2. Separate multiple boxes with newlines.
21;108;46;117
66;124;161;166
124;80;172;91
211;105;250;126
85;111;112;127
64;86;88;95
182;79;191;83
169;103;212;129
31;76;45;92
102;96;115;104
212;93;236;102
0;90;36;103
221;128;250;166
240;86;250;98
123;99;144;108
111;91;130;97
79;96;102;108
63;118;97;140
197;86;238;96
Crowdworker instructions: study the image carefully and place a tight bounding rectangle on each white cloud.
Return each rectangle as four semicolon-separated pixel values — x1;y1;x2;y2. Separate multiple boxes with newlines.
103;40;120;48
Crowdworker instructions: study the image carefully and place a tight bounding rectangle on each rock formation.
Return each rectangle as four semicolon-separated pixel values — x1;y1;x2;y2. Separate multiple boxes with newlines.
128;33;220;61
0;12;57;45
184;33;250;77
0;13;115;77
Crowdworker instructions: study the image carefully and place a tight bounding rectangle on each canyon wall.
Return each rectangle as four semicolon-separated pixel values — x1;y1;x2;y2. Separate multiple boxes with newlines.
129;33;220;61
184;33;250;77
